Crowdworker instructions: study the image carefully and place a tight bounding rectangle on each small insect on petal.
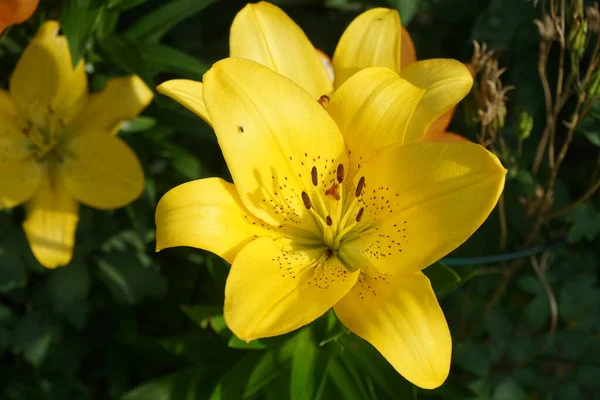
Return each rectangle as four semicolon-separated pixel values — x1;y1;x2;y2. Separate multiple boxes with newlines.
301;191;312;209
326;215;333;226
317;95;330;108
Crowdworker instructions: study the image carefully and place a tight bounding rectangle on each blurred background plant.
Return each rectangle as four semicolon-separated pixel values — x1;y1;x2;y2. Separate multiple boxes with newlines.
0;0;599;399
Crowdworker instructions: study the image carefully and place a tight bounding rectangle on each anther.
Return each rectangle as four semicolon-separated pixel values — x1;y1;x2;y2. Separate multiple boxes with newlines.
301;191;312;209
336;164;344;183
311;166;318;186
355;176;365;197
317;95;330;108
326;216;333;226
356;207;364;222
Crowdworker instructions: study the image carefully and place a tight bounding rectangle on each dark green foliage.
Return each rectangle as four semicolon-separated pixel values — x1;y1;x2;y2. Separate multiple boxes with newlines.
1;0;600;399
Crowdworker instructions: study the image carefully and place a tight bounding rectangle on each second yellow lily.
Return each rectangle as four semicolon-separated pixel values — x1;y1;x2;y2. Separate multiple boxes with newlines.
157;1;471;141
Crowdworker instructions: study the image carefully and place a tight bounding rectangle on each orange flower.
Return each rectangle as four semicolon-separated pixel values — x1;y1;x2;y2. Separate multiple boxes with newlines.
0;0;39;34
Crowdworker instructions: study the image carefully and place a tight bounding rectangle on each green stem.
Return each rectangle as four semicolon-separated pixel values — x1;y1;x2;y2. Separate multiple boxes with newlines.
441;241;566;266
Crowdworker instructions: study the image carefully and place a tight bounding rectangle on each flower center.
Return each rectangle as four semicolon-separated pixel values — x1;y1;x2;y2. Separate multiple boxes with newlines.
22;114;69;163
300;163;368;252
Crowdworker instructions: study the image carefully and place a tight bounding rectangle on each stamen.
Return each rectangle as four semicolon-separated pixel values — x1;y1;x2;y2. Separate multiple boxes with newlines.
336;164;344;183
355;176;365;197
311;166;318;186
326;216;333;226
301;191;312;209
356;207;364;222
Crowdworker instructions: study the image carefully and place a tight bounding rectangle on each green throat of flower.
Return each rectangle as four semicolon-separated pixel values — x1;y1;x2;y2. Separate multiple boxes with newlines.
24;116;70;164
300;163;367;256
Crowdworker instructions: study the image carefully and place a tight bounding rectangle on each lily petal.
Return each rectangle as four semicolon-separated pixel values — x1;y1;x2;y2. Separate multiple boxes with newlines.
10;21;87;126
339;142;505;275
334;272;451;389
400;59;472;138
58;130;144;209
426;106;454;137
0;114;42;209
230;1;332;98
203;58;347;229
224;237;359;341
157;79;211;125
401;26;417;68
75;75;153;134
155;178;271;263
0;89;17;120
332;8;401;88
327;67;424;178
23;174;79;269
423;129;469;143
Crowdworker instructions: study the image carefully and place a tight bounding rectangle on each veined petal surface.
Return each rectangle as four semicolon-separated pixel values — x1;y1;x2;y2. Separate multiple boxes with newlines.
334;272;451;389
23;174;79;269
400;59;472;139
75;75;153;134
332;8;401;88
230;1;332;98
203;58;347;230
327;67;424;178
10;21;87;126
156;178;272;263
58;130;144;209
339;142;505;275
0;117;42;209
157;79;211;125
224;237;359;341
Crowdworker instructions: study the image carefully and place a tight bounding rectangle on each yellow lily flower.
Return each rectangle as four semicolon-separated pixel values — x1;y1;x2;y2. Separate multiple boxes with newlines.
0;0;38;34
157;2;471;140
0;21;153;268
155;58;506;388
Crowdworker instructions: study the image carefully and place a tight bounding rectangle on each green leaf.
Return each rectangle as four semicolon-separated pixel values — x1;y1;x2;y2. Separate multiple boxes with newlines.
523;294;550;330
493;378;527;400
121;116;157;133
180;305;223;329
60;0;106;66
0;244;25;293
228;335;268;350
327;357;374;400
338;334;413;399
11;312;53;368
96;252;166;304
124;0;217;42
123;366;214;400
453;342;491;377
290;327;319;400
567;204;600;243
210;352;282;400
98;36;209;92
107;0;148;11
46;257;90;312
423;262;462;298
384;0;419;25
